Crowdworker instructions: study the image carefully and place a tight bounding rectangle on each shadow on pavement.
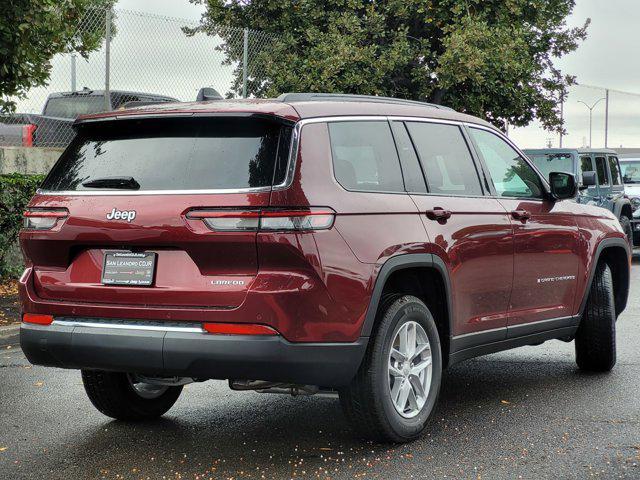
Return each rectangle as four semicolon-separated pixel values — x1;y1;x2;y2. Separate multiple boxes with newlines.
23;353;632;479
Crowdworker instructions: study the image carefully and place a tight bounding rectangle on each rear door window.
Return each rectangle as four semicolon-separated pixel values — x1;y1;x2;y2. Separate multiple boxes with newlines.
595;156;609;186
608;156;622;185
328;121;404;192
405;122;483;196
42;117;291;191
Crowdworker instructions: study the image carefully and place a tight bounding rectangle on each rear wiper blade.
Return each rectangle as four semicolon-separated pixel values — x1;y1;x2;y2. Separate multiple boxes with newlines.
82;176;140;189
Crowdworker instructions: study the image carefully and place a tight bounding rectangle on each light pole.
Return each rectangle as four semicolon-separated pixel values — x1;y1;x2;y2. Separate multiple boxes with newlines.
578;98;605;147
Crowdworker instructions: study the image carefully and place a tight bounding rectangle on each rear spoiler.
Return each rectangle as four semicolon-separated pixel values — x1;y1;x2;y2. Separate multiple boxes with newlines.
73;111;296;128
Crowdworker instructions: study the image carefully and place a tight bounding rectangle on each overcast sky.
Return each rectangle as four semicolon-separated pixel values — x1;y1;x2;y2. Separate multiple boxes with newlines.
18;0;640;148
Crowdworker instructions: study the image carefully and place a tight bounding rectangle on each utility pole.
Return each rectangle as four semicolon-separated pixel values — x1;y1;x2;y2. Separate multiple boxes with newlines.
71;54;77;92
559;93;564;148
604;89;610;148
578;98;605;148
242;28;249;99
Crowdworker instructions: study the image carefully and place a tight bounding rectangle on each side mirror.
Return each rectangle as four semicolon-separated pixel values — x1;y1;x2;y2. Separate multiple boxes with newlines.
196;87;223;102
549;172;577;200
581;171;597;189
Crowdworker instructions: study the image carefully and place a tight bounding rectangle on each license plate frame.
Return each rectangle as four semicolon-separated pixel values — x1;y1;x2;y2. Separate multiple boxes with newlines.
101;250;157;287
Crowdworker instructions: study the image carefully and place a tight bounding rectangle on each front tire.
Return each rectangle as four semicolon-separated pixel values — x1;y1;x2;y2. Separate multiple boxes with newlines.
339;295;442;443
575;262;617;372
82;370;183;420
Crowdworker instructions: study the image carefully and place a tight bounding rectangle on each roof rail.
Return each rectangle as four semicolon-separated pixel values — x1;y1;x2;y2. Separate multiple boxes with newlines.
276;93;453;110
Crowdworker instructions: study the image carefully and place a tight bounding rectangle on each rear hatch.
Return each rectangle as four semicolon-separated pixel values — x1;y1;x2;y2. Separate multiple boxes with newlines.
22;115;293;309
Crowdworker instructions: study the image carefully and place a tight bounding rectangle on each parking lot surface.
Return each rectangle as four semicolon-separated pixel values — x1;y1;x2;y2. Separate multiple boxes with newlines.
1;263;639;480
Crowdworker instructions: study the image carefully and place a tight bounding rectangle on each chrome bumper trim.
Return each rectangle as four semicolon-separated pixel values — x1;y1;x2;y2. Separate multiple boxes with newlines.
52;319;204;333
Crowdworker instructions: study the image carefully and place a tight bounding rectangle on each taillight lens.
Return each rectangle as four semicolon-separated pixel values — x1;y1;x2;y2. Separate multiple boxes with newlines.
192;210;261;232
23;313;54;325
23;208;69;230
22;124;36;147
260;209;335;231
187;208;335;232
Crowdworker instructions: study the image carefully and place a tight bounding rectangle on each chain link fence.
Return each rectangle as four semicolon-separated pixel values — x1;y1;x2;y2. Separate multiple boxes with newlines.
0;8;277;149
2;7;640;152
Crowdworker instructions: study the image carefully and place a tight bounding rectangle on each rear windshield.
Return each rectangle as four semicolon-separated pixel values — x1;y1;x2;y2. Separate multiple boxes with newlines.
621;160;640;184
41;117;292;191
44;96;107;118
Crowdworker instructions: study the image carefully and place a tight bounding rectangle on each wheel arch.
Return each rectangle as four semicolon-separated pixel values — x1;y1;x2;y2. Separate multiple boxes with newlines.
613;198;632;220
361;254;453;366
579;237;630;318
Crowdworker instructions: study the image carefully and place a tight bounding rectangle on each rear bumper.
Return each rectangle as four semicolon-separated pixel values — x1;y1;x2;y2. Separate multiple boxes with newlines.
20;321;367;388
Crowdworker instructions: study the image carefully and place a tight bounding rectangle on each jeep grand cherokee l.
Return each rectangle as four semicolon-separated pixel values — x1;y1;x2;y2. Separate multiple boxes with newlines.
19;93;630;443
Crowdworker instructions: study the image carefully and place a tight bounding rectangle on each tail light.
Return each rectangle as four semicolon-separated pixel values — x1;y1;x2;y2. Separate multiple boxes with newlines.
22;124;36;147
23;208;69;230
187;208;335;232
23;313;54;325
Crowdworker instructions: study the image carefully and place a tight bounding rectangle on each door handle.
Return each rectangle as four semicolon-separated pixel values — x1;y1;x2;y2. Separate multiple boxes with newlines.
426;208;452;222
511;209;531;222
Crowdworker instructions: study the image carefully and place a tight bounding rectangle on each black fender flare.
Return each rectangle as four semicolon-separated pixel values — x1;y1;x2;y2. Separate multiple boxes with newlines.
578;236;630;317
613;198;632;219
360;253;453;338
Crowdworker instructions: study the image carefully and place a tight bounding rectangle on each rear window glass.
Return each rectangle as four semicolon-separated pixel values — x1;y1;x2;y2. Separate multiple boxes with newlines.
41;118;291;191
608;156;621;185
44;96;106;118
621;160;640;184
328;121;404;192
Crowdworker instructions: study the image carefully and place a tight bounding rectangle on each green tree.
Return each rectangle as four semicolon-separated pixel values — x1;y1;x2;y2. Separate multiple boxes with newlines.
188;0;588;132
0;0;114;113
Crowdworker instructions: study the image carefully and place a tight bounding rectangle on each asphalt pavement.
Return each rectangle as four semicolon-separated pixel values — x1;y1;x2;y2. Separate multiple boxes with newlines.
1;264;639;479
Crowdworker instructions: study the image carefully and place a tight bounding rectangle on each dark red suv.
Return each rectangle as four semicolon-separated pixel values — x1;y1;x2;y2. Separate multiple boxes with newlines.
19;93;630;442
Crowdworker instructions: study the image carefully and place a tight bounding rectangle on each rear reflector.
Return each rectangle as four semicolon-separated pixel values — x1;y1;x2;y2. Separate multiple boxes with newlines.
23;313;54;325
187;208;335;232
203;322;278;336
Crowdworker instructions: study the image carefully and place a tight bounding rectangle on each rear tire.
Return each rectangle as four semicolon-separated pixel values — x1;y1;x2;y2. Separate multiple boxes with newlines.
81;370;183;420
575;262;617;372
620;216;633;248
339;295;442;443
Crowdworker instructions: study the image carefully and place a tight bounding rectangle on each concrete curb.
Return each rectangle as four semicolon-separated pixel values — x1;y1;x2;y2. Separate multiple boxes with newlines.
0;324;20;347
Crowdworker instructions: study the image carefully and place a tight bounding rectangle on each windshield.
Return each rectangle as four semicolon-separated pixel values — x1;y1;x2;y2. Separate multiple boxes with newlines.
42;117;292;191
621;160;640;184
44;96;107;118
529;153;574;182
